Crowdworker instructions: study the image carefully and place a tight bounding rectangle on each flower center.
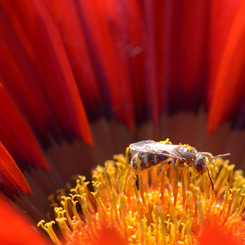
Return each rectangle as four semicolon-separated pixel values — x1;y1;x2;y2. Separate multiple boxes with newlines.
38;147;245;244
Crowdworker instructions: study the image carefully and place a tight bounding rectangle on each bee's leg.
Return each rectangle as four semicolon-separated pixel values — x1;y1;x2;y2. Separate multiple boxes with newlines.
207;167;214;191
172;158;178;169
125;146;130;166
157;161;171;181
168;159;179;181
130;153;140;173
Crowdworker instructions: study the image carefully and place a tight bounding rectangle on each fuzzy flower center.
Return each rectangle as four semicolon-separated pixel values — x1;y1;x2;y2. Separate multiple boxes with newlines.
38;141;245;244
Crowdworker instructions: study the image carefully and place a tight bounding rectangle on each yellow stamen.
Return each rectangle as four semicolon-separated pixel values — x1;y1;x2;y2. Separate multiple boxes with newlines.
37;220;61;245
38;141;245;244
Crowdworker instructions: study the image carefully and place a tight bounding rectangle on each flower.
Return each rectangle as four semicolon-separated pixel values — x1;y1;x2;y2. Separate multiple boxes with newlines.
0;0;245;244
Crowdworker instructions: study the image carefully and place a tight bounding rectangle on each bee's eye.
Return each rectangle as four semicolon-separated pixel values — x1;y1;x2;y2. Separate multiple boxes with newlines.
195;160;205;174
194;154;207;174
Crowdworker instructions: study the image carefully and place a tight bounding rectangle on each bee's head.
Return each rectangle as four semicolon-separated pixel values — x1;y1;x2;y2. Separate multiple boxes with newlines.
193;152;216;190
193;153;208;175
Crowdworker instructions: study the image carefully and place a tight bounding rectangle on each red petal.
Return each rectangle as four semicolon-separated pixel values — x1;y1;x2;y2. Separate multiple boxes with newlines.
174;1;209;109
140;1;160;123
46;0;105;121
0;194;50;245
0;141;31;195
75;1;136;130
48;0;151;126
208;1;245;132
198;221;240;245
126;2;146;123
207;0;243;102
0;84;50;171
90;227;128;245
0;1;93;147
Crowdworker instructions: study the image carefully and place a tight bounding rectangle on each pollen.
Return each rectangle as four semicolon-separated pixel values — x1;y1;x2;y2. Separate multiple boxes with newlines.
38;148;245;244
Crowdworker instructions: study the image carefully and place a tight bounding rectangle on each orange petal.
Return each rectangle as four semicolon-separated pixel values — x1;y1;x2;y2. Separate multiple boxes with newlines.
0;141;31;195
0;194;50;245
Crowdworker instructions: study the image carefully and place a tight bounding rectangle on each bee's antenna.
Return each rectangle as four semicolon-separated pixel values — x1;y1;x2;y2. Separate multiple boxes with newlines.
211;153;230;160
207;153;230;191
207;169;214;191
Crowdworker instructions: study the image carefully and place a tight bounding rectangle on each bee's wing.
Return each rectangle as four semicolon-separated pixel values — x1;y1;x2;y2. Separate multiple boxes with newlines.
129;140;184;160
129;140;158;154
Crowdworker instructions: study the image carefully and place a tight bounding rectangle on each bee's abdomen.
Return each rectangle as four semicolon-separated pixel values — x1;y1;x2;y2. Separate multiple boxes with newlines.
147;154;168;165
131;153;169;172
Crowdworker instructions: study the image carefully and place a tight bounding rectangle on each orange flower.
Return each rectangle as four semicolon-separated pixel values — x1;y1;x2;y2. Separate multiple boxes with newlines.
0;0;245;244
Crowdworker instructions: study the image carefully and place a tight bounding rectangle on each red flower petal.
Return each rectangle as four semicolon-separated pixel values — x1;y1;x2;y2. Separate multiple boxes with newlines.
47;0;106;121
125;2;146;123
0;141;31;195
0;194;50;245
208;1;245;133
207;0;243;101
75;1;136;131
198;221;240;245
0;84;50;171
90;227;128;245
156;1;209;112
0;0;93;147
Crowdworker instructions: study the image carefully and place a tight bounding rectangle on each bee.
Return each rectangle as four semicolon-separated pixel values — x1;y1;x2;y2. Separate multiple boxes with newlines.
126;140;230;190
